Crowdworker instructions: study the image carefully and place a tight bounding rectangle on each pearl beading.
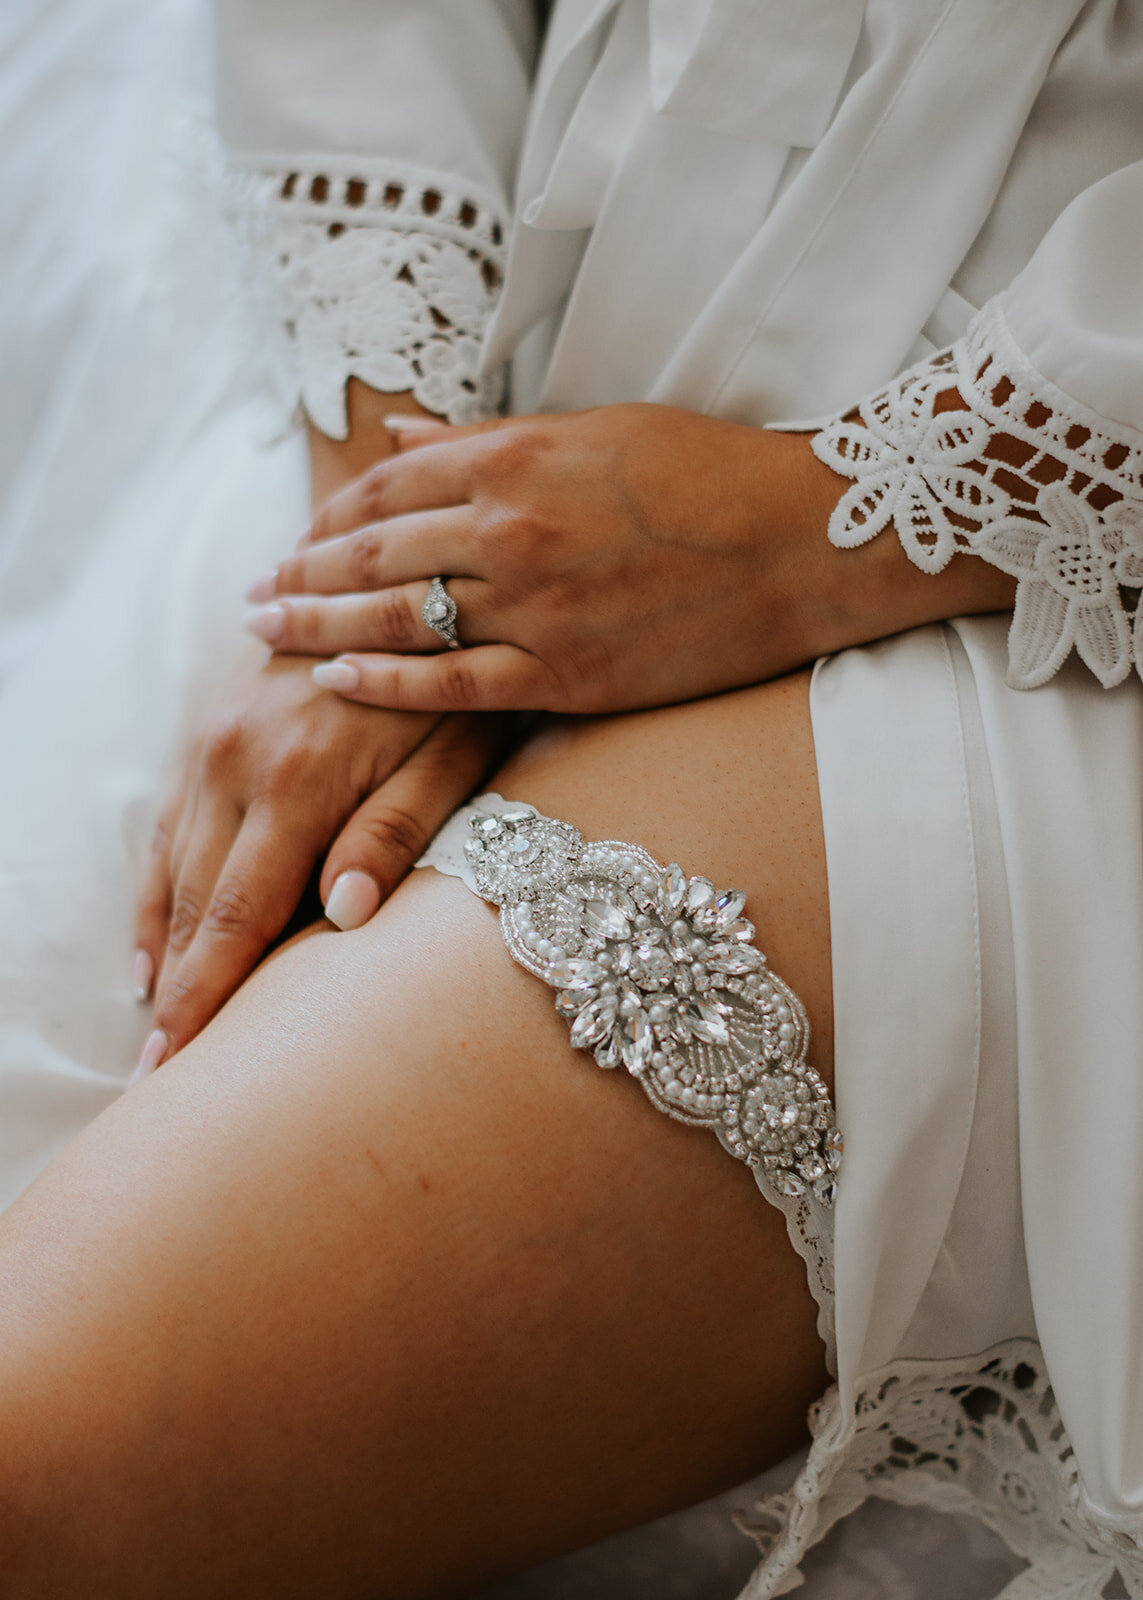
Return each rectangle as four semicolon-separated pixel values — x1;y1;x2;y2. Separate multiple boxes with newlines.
462;804;841;1207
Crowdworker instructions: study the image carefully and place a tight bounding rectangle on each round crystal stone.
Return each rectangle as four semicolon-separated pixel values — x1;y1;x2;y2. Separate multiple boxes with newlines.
628;940;674;992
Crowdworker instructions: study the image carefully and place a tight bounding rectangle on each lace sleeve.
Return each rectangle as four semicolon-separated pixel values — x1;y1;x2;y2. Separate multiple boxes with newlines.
811;298;1143;690
228;155;509;438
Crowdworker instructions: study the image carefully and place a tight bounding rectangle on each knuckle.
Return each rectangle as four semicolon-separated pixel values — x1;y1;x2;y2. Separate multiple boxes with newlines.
374;588;418;648
356;804;427;869
202;713;247;776
202;879;261;939
166;893;204;953
360;462;391;525
439;656;482;709
474;427;547;491
262;739;311;792
348;526;385;590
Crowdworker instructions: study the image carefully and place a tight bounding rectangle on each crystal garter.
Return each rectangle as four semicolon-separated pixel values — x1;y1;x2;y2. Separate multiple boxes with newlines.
447;800;842;1208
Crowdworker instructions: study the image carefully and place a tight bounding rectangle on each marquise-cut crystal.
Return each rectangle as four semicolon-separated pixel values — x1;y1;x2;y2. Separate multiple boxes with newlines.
685;877;715;915
662;864;687;915
688;1001;731;1046
466;802;839;1209
712;890;747;931
548;957;607;989
570;993;618;1048
582;898;632;940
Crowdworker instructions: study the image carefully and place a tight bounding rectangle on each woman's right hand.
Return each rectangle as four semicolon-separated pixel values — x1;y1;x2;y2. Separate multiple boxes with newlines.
132;648;507;1078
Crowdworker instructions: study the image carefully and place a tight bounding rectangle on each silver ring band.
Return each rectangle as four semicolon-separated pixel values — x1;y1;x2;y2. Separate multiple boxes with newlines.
422;575;461;649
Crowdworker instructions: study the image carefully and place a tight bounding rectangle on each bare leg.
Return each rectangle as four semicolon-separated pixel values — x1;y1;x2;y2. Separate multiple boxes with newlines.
0;673;831;1599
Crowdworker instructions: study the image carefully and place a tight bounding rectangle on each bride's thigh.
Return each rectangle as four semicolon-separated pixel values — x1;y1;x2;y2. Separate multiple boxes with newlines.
0;673;831;1600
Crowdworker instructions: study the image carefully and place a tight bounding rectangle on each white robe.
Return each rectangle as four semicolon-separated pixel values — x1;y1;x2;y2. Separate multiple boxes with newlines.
3;1;1143;1594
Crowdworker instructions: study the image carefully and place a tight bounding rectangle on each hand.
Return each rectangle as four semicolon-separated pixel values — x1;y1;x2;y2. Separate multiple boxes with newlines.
133;650;506;1074
244;404;1017;714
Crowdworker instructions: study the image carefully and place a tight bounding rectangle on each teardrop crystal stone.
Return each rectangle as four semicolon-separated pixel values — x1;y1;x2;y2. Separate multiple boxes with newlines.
773;1170;807;1197
594;1034;622;1069
464;837;484;860
581;898;631;940
662;864;687;916
621;1009;652;1073
685;877;715;916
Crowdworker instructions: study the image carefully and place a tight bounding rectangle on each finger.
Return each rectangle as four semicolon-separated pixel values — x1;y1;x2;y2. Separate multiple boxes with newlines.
244;580;497;657
309;646;556;713
264;507;476;600
320;714;509;926
303;438;476;546
148;803;319;1063
133;792;182;1001
386;414;514;453
154;789;243;1007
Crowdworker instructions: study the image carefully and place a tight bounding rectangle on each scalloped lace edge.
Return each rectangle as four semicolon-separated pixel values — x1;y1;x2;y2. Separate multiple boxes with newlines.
812;298;1143;690
224;154;509;437
736;1338;1143;1599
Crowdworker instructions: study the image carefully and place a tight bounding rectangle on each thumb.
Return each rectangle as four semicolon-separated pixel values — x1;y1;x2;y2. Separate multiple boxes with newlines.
320;714;510;929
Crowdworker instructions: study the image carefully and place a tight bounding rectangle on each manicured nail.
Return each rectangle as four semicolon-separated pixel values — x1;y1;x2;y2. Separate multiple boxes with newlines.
312;660;360;692
325;871;382;931
132;949;154;1002
383;414;446;432
245;568;278;602
243;603;286;643
128;1028;168;1088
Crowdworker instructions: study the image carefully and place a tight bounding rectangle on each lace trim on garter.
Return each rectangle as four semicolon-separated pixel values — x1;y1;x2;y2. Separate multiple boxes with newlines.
226;155;508;438
813;298;1143;690
417;794;840;1374
738;1338;1143;1600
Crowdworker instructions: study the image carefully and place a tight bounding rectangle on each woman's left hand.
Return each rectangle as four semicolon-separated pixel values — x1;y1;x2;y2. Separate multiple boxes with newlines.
244;404;854;714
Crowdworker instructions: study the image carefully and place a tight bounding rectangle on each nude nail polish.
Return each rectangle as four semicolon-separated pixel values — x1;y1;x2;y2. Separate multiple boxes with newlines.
128;1028;168;1088
133;949;154;1002
312;661;360;692
325;871;381;931
383;414;446;432
245;569;278;602
243;603;286;643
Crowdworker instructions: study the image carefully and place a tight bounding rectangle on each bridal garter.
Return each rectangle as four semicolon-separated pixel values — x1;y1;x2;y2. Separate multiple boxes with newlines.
418;795;842;1357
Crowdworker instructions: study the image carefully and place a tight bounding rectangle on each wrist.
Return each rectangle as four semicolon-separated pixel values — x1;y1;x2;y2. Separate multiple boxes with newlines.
762;429;1016;665
306;380;443;514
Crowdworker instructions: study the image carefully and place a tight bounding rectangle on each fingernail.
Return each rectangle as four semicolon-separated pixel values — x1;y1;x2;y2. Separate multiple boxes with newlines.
132;949;154;1002
312;660;360;692
245;568;278;602
383;414;446;432
325;870;381;931
243;603;286;643
128;1028;168;1088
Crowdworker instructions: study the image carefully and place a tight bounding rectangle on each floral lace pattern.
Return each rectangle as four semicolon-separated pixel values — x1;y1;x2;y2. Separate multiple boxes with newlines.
739;1340;1143;1600
227;157;508;437
813;299;1143;690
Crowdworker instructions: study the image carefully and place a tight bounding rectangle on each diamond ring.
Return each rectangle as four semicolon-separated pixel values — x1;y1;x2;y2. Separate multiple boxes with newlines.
422;576;461;649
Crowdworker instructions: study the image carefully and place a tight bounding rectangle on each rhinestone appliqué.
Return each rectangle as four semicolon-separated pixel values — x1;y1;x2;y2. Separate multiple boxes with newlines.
463;806;841;1206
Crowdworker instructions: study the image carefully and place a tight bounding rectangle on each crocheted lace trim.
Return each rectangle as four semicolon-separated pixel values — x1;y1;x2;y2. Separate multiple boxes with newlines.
738;1339;1143;1599
226;156;508;438
813;299;1143;690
